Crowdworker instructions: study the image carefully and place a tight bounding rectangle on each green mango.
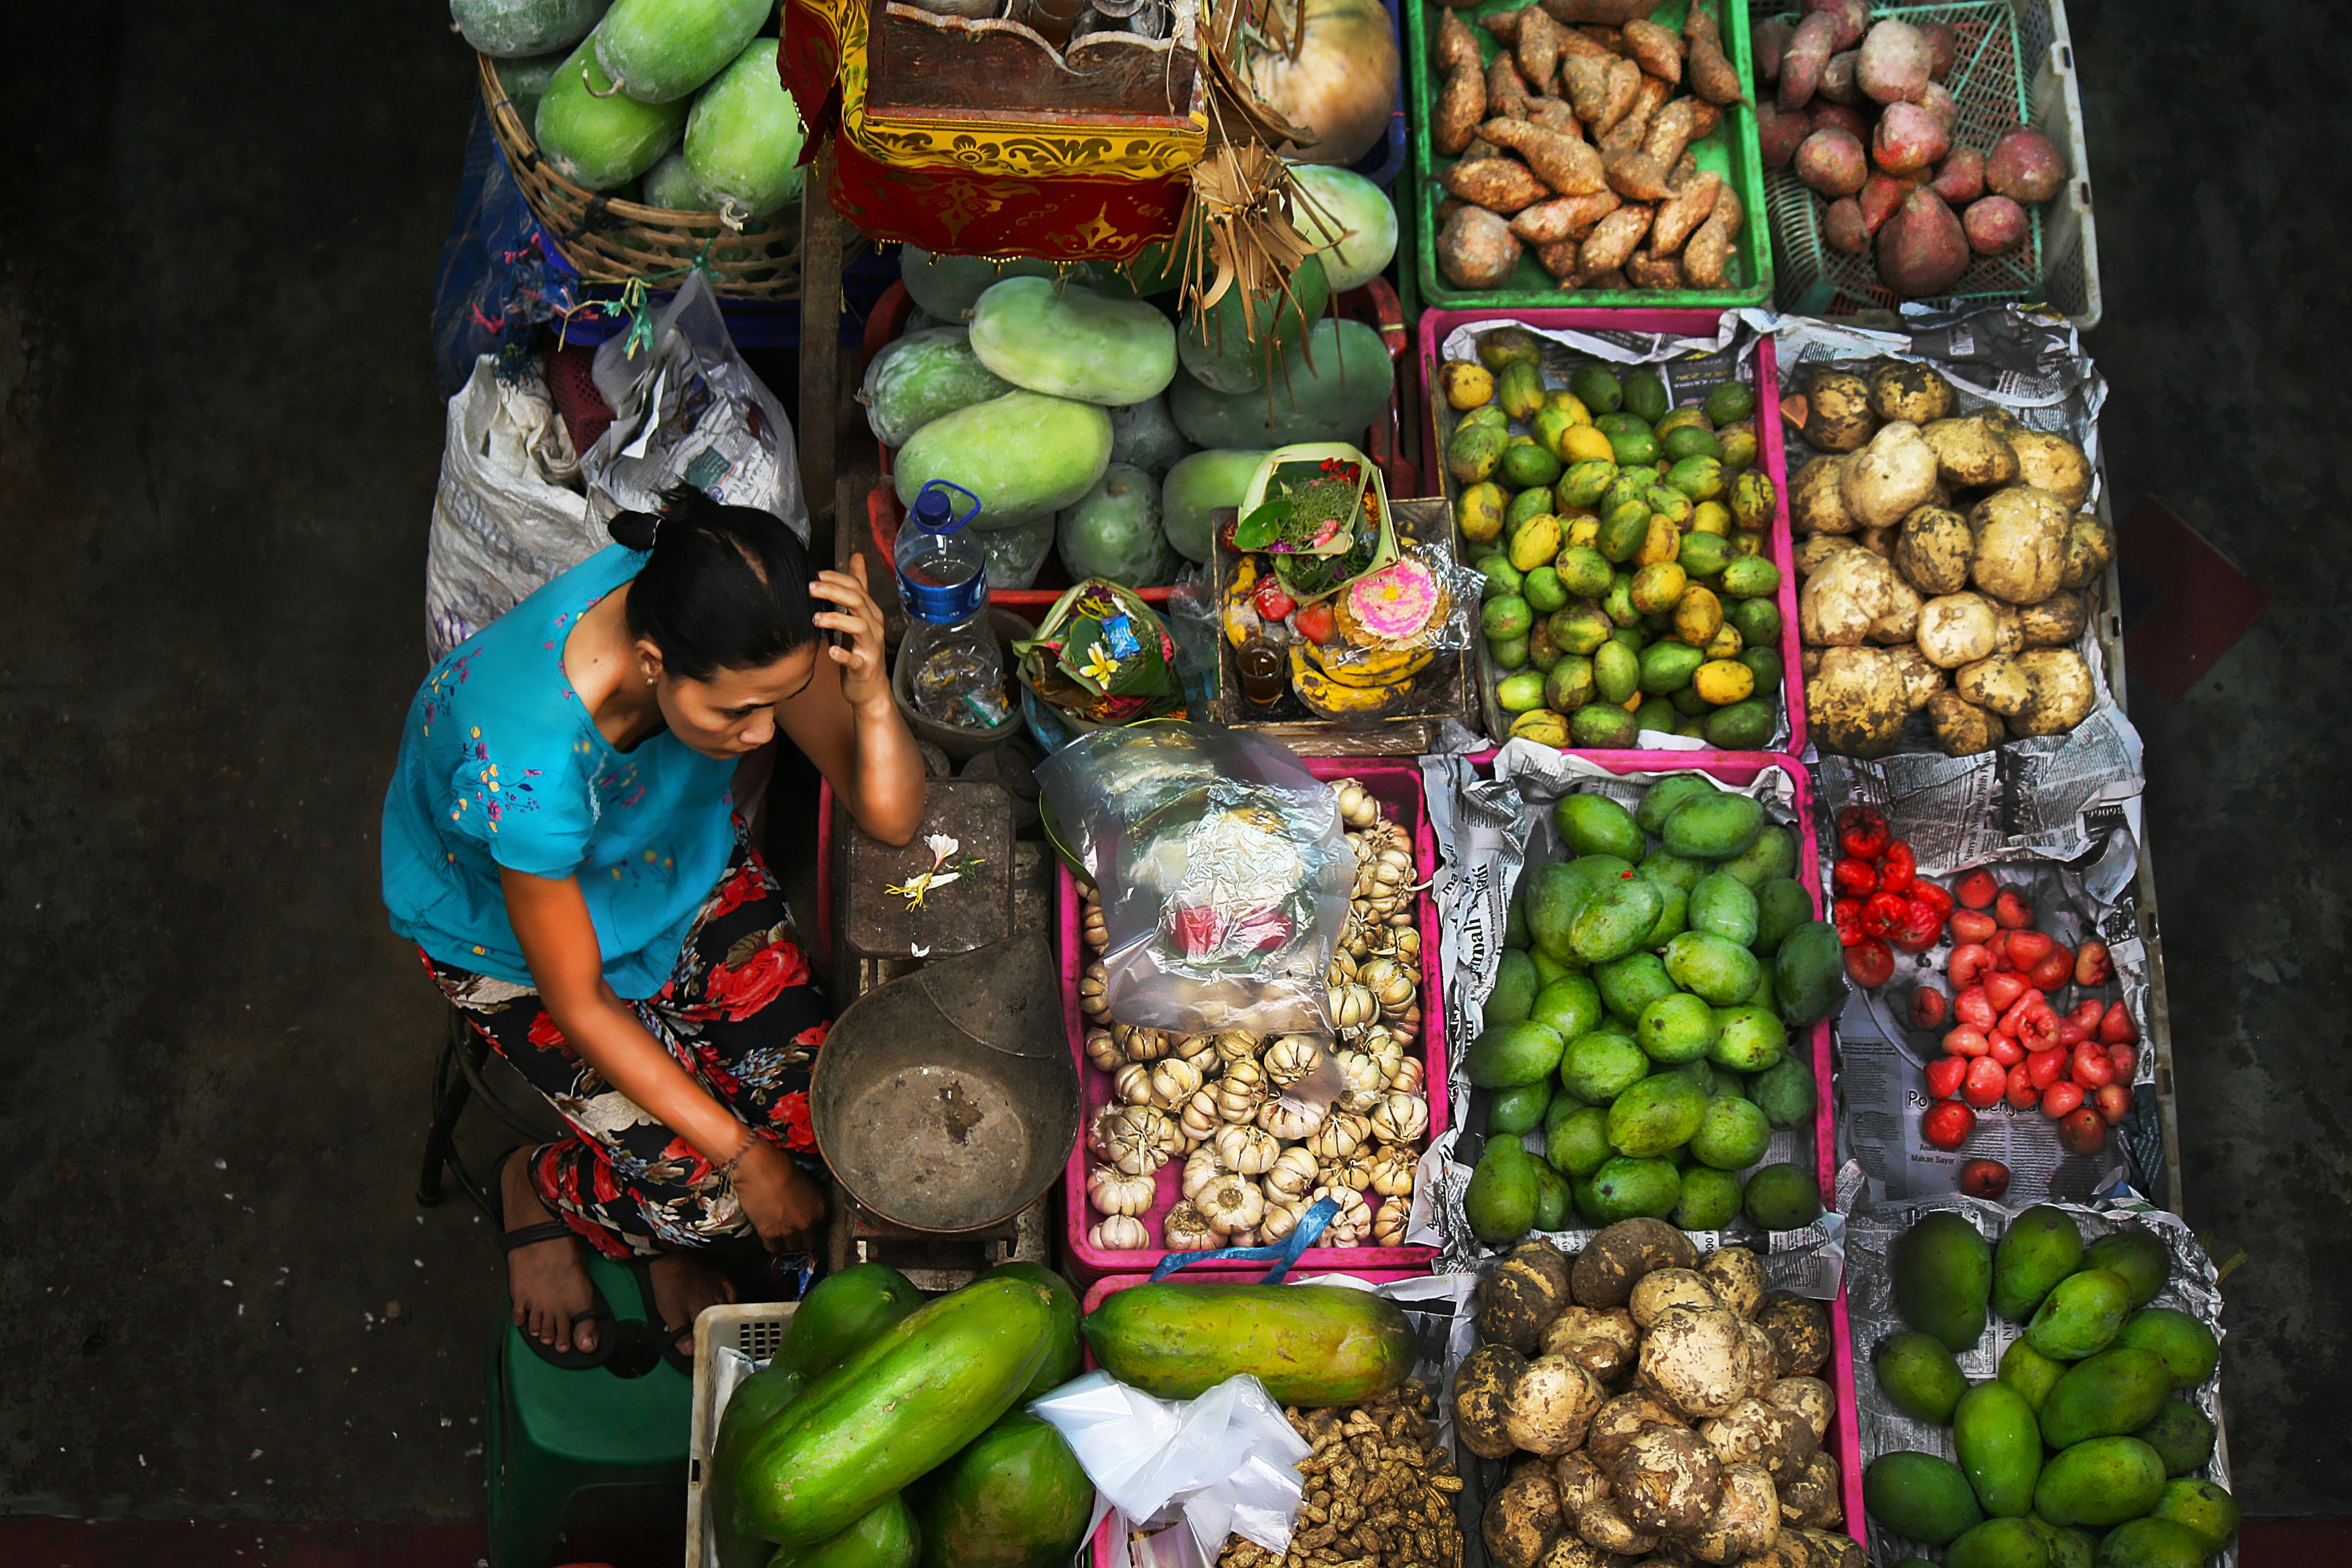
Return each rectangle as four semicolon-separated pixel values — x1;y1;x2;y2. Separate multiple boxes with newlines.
1521;565;1569;615
1994;1206;2087;1321
2133;1398;2217;1476
1662;931;1763;1006
1642;881;1690;949
1529;1160;1572;1231
1639;849;1707;893
1955;1379;2043;1518
1488;1078;1555;1137
1596;500;1651;562
1546;1104;1614;1177
1672;1165;1743;1229
1556;793;1648;861
1752;879;1814;954
1561;1028;1649;1104
1662;793;1766;860
1595;952;1678;1024
1571;704;1640;748
1638;641;1705;695
1570;875;1664;964
1490;636;1531;672
1747;1055;1816;1129
1507;484;1556;532
1481;594;1533;640
1875;1330;1969;1424
1606;1072;1708;1158
1501;440;1564;489
1864;1451;1985;1546
1607;424;1659;467
1530;973;1605;1042
2149;1477;2239;1553
1464;1136;1538;1245
1447;421;1508;484
2092;1518;2211;1568
1602;572;1640;627
1496;360;1548;421
1703;701;1776;750
1686;873;1760;946
1717;824;1797;889
1687;1096;1770;1170
1555;548;1615;603
1487;948;1539;1028
1662;424;1724;462
1896;1210;1993;1353
1773;922;1847;1027
2113;1308;2220;1390
2031;1517;2097;1568
1740;1163;1820;1230
1557;458;1619;510
1719;555;1783;600
1621;369;1668;423
1588;1155;1681;1221
2032;1437;2167;1528
1708;1005;1788;1074
1523;860;1604;960
1945;1517;2051;1568
1999;1338;2067;1412
1667;454;1725;502
1545;657;1596;712
2027;1270;2133;1361
1496;671;1548;713
2040;1348;2174;1450
1635;992;1719;1065
1677;530;1733;579
1466;1020;1567;1089
2082;1229;2171;1308
1531;949;1571;987
1703;380;1756;426
1570;363;1623;413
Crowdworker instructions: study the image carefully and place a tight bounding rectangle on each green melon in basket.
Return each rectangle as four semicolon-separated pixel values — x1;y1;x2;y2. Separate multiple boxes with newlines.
492;48;575;119
863;329;1014;450
1167;318;1393;450
1289;162;1398;292
901;247;1061;321
454;0;611;58
641;149;718;212
894;391;1111;527
968;278;1178;409
594;0;771;104
684;39;807;217
1057;465;1174;589
534;37;689;190
1159;448;1270;564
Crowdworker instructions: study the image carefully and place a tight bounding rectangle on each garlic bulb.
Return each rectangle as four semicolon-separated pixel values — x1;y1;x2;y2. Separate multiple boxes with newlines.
1078;960;1110;1020
1331;1050;1384;1114
1114;1024;1169;1063
1148;1056;1205;1112
1317;1150;1373;1193
1331;775;1380;829
1113;1062;1155;1107
1182;1144;1226;1199
1387;1056;1425;1095
1330;982;1378;1033
1088;1163;1157;1217
1326;950;1359;990
1163;1201;1218;1252
1370;1091;1429;1147
1178;1087;1221;1145
1359;957;1415;1016
1215;1060;1267;1123
1387;927;1422;970
1371;1196;1411;1248
1263;1035;1324;1088
1084;1027;1121;1073
1089;1214;1150;1251
1310;1185;1370;1246
1366;1142;1420;1197
1257;1096;1325;1142
1224;1227;1261;1248
1212;1122;1280;1176
1196;1172;1265;1237
1093;1105;1178;1176
1306;1109;1370;1163
1210;1030;1262;1069
1168;1032;1220;1069
1355;1027;1408;1078
1259;1195;1310;1242
1264;1145;1321;1203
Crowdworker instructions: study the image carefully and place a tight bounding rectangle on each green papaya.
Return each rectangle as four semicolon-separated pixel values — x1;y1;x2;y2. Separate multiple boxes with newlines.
1058;464;1174;588
2032;1437;2167;1529
1954;1380;2043;1518
1176;257;1329;394
770;1493;921;1568
1084;1283;1414;1406
1160;448;1272;564
1864;1451;1985;1545
1169;315;1394;448
1895;1210;1993;1353
2026;1270;2133;1361
714;1365;810;1568
898;247;1060;322
895;391;1112;524
914;1411;1092;1568
1994;1206;2086;1322
454;0;609;59
777;1264;925;1379
982;1262;1082;1401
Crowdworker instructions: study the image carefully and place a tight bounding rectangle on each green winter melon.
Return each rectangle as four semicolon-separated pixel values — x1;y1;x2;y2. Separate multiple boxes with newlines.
862;328;1014;448
641;149;717;211
593;0;770;104
901;247;1060;321
968;277;1177;407
895;391;1112;526
914;1412;1093;1568
1167;317;1393;450
453;0;609;58
535;36;688;190
1176;255;1329;394
1109;395;1193;475
1058;465;1174;587
1159;448;1269;564
682;39;805;216
492;48;575;118
1289;162;1398;292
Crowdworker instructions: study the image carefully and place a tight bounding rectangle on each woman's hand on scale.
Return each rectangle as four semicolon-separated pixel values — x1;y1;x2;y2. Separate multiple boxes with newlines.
731;1139;829;1252
812;555;891;711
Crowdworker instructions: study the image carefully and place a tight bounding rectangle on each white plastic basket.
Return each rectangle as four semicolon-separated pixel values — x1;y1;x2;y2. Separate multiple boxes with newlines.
684;1301;798;1568
1751;0;2101;328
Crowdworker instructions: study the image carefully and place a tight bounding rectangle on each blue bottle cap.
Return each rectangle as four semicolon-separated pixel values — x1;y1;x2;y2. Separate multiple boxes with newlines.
910;480;981;534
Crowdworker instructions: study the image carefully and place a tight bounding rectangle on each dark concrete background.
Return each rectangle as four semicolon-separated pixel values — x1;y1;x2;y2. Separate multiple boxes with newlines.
0;0;2339;1529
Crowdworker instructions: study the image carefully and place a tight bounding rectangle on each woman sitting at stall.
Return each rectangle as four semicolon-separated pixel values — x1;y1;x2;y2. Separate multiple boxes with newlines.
382;486;923;1367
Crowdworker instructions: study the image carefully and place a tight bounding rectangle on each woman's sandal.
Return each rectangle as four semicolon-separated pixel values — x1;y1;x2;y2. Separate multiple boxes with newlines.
628;1259;706;1376
489;1148;619;1371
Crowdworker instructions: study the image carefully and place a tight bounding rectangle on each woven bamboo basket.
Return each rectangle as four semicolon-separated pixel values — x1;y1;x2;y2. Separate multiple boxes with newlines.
477;51;804;300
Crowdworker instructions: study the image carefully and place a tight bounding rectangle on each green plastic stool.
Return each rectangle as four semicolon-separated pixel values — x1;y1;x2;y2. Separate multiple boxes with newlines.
484;1252;693;1568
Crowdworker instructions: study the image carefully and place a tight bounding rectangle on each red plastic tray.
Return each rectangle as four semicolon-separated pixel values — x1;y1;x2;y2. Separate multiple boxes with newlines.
1414;308;1808;755
864;277;1422;609
1060;756;1448;1283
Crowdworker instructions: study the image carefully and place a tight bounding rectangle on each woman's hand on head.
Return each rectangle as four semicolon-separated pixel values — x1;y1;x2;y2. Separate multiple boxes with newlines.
730;1138;829;1251
810;555;891;712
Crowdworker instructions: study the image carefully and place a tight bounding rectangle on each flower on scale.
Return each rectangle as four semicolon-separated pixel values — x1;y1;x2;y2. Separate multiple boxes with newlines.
886;834;982;910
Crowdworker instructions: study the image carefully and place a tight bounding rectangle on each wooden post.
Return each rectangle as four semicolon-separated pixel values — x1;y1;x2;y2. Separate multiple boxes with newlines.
800;141;843;552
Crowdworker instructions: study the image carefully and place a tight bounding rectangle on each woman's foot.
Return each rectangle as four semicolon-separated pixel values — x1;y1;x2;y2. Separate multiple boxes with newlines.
648;1250;736;1358
501;1148;598;1356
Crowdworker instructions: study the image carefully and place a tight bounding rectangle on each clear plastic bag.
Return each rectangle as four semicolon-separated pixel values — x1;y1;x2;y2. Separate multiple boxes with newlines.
1035;725;1352;1036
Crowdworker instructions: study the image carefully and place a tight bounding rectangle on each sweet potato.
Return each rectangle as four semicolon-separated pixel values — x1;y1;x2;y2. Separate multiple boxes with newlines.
1603;75;1672;151
1874;102;1950;176
1921;21;1958;80
1964;195;2028;255
1816;51;1861;107
1534;239;1583;281
1621;18;1683;83
1645;99;1708;165
1436;7;1482;72
1489;53;1534;121
1795;128;1868;198
1651;169;1722;255
1681;187;1740;288
1599;56;1645;134
1824;197;1868;256
1804;0;1868;50
1683;2;1746;107
1556;27;1618;60
1625;249;1685;290
1604;150;1675;203
1513;190;1619;244
1561;53;1615;126
1434;55;1487;156
1757;102;1807;169
1857;173;1913;236
1930;147;1986;205
1754;17;1790;83
1777;11;1836;110
1484;119;1608;195
1479;9;1525;44
1808;101;1869;141
1527;98;1586;135
1444;157;1551;213
1439;205;1525;288
1917;81;1958;129
1580;203;1656;274
1876;187;1969;298
1518;7;1569;96
1588;266;1632;289
1856;18;1931;104
1986;126;2067;203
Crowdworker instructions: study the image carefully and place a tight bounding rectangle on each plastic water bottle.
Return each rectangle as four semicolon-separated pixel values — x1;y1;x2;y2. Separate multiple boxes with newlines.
895;480;1012;729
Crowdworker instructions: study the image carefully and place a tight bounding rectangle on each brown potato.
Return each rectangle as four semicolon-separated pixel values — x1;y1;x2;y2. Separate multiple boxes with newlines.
2007;426;2092;509
1920;413;2019;490
1956;653;2032;718
1485;1467;1567;1568
1987;126;2068;203
1779;1451;1843;1528
1887;644;1947;710
1757;100;1807;168
1793;127;1867;198
2059;510;2116;590
1681;186;1741;287
1574;1218;1700;1308
1630;1267;1721;1329
1753;1292;1833;1378
1580;203;1656;274
1841;420;1939;530
1915;590;2000;669
1613;1425;1724;1534
1990;598;2026;654
1796;1526;1867;1568
1966;194;2029;255
1969;485;2068;605
1589;1390;1684;1468
1894;502;1973;595
1553;1450;1611;1513
1687;1461;1780;1564
1869;574;1923;644
1651;169;1722;255
1800;547;1899;646
1763;1377;1834;1444
1573;1491;1660;1558
1792;453;1855;534
1793;532;1858;577
1458;1343;1532;1458
1928;689;2005;756
1867;361;1955;424
1735;1317;1783;1400
1481;1241;1574;1349
1802;370;1876;452
1543;1305;1643;1382
1702;1396;1815;1482
1640;1305;1751;1421
1695;1248;1768;1320
1874;100;1949;176
2010;647;2098;735
1509;1354;1608;1456
2017;589;2087;647
1932;145;1986;205
1806;645;1909;756
1439;205;1526;288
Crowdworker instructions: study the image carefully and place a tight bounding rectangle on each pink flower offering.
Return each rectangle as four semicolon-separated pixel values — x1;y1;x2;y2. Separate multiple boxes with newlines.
1348;559;1439;641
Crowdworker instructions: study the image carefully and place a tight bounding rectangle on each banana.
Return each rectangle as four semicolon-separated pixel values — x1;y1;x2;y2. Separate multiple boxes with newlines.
1308;640;1436;690
1222;556;1261;650
1290;644;1406;719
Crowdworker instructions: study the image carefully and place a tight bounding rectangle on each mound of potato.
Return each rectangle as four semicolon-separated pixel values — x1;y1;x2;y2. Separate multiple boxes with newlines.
1428;0;1750;294
1461;1222;1857;1568
1787;360;2114;758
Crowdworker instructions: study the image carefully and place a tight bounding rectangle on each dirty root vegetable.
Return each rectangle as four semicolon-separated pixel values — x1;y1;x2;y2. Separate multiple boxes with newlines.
1825;197;1868;255
1807;646;1910;756
1683;188;1741;287
1484;118;1609;196
1778;11;1838;110
1684;2;1745;107
1929;146;1986;205
1855;18;1932;104
1440;206;1524;288
1841;421;1940;530
1874;102;1949;175
1966;194;2029;254
1803;369;1877;453
1444;157;1550;213
1969;486;2069;605
1876;187;1970;298
1921;414;2018;489
1757;102;1807;168
1987;125;2067;203
2008;427;2094;510
1795;127;1868;197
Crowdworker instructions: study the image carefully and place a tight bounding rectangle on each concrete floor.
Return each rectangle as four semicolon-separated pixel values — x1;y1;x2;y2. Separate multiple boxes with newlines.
0;0;2339;1536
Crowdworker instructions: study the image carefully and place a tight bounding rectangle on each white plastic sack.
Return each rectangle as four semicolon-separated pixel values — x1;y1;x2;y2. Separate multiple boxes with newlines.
424;353;599;659
584;271;809;542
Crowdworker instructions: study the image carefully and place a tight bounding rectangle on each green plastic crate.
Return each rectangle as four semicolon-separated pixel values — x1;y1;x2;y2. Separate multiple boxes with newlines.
1403;0;1775;311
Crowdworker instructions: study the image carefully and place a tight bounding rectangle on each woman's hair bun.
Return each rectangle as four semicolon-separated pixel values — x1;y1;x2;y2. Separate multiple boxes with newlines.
607;510;660;551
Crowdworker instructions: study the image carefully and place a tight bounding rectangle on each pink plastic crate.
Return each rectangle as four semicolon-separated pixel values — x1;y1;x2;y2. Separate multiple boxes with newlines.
1061;757;1450;1284
1415;307;1809;756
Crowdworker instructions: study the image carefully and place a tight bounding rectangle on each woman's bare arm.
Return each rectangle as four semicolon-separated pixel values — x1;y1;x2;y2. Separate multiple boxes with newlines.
778;555;925;845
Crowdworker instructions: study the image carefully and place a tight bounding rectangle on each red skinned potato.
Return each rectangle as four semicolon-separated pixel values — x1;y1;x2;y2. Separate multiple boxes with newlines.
1986;126;2067;203
1824;197;1868;256
1809;101;1870;141
1755;17;1791;83
1795;127;1868;198
1964;195;2029;255
1917;81;1958;129
1817;51;1861;107
1932;147;1986;205
1858;173;1913;236
1921;22;1958;80
1877;187;1970;297
1874;102;1950;176
1439;205;1525;288
1778;10;1838;110
1803;0;1868;51
1757;102;1808;169
1856;18;1932;105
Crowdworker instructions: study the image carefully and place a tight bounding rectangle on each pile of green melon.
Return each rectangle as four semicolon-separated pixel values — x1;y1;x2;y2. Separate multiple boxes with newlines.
866;164;1402;592
460;0;807;218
